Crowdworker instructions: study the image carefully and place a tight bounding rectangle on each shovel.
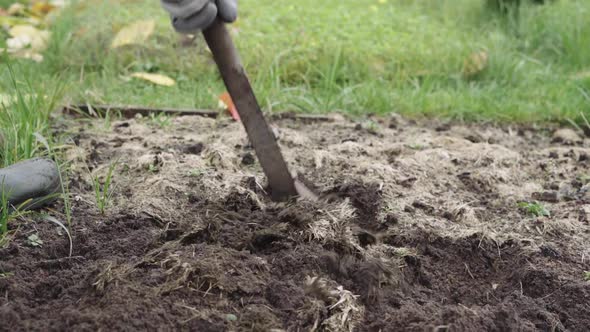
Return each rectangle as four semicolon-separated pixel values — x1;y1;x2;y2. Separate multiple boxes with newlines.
202;19;315;201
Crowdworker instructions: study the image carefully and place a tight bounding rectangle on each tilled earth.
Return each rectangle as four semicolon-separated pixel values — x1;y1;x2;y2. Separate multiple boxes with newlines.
1;113;590;331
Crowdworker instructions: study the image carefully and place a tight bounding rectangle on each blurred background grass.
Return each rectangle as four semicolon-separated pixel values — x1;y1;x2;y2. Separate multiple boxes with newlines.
1;0;590;126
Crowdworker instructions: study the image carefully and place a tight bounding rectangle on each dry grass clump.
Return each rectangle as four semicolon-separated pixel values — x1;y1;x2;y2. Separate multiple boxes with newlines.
303;276;365;332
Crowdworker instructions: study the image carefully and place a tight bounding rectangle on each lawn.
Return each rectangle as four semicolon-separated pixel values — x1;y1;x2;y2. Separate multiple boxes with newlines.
2;0;590;123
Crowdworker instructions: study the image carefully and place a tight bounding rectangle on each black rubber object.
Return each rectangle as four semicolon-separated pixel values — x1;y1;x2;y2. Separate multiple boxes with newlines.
0;158;61;210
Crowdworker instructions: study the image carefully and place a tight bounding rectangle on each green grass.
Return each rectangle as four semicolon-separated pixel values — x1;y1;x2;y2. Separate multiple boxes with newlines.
518;201;551;217
0;178;35;240
0;183;10;238
0;62;61;168
91;161;118;215
146;112;173;128
0;0;589;124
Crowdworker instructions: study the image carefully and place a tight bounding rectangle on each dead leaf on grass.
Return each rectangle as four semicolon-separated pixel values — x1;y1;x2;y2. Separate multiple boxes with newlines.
218;92;240;121
30;1;57;17
4;24;50;62
0;94;13;106
462;50;489;78
7;3;25;16
131;72;176;86
9;25;50;50
110;19;155;49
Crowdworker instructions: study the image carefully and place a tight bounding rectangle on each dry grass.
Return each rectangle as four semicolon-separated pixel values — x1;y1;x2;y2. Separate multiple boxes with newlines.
304;276;365;332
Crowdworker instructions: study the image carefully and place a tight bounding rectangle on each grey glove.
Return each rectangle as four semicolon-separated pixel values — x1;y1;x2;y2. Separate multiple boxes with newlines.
161;0;238;33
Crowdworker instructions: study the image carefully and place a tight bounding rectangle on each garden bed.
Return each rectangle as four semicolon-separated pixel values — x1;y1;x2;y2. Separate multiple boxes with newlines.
1;113;589;331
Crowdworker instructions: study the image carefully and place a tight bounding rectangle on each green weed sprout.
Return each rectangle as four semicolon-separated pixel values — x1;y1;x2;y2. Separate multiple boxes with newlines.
0;184;10;238
518;201;550;217
91;161;118;214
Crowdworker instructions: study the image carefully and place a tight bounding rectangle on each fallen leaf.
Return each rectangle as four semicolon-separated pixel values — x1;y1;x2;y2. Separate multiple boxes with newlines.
7;3;25;15
5;24;49;61
9;25;50;51
51;0;67;7
30;1;57;16
0;94;13;106
462;51;488;78
110;19;155;49
16;51;44;62
571;70;590;81
130;72;175;86
1;46;44;62
219;92;240;121
6;35;32;50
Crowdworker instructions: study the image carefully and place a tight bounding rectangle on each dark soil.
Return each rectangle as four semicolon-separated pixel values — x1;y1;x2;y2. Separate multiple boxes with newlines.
1;114;589;331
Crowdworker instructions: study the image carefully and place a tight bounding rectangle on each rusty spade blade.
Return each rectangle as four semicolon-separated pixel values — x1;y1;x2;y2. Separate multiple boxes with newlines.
203;19;315;201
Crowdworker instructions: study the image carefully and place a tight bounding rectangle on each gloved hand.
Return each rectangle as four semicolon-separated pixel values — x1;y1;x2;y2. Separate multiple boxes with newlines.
161;0;238;33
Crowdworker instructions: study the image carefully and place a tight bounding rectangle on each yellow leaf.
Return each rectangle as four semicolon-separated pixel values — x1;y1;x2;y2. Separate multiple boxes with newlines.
13;51;44;62
30;2;57;16
131;72;176;86
8;25;50;52
7;3;25;15
462;51;489;78
110;20;155;49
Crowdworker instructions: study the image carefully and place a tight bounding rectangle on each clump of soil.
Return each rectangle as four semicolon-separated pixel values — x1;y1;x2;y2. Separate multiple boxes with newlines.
1;114;589;331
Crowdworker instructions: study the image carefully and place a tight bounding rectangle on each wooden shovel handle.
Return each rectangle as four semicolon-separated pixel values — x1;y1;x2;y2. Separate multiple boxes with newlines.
202;19;298;201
